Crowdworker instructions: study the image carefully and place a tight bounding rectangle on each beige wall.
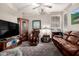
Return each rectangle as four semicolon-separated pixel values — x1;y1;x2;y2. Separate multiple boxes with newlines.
25;12;63;38
0;4;20;23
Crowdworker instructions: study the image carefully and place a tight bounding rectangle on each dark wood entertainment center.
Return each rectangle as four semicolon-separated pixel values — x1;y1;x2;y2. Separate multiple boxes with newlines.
0;19;19;52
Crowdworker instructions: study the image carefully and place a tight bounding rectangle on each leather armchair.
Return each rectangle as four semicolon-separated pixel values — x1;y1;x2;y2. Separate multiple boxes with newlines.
28;29;40;46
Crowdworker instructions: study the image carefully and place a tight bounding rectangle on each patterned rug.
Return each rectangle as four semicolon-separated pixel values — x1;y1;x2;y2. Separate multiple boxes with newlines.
0;41;62;56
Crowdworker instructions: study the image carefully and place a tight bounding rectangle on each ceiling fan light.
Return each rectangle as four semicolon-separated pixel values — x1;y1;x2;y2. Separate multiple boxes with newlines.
44;3;52;6
32;3;39;6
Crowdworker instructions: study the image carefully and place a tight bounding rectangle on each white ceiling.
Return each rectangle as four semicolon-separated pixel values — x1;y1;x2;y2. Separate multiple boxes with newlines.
0;3;71;15
10;3;71;15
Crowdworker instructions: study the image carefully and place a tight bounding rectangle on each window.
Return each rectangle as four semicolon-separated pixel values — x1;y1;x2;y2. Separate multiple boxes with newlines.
51;16;60;27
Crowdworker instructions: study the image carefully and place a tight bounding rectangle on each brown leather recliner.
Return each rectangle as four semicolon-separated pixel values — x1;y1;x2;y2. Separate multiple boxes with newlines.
52;31;79;56
28;29;40;46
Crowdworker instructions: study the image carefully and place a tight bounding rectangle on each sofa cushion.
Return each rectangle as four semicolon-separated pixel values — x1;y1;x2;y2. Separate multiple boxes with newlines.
53;37;68;45
54;35;63;38
63;34;68;40
70;31;79;37
67;36;79;45
76;40;79;46
61;42;79;55
75;51;79;56
64;31;72;35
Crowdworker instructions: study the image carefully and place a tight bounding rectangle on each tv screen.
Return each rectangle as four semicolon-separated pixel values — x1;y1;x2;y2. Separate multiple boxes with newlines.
0;20;19;39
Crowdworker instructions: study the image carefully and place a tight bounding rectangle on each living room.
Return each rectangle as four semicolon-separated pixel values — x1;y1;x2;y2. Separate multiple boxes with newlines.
0;3;79;56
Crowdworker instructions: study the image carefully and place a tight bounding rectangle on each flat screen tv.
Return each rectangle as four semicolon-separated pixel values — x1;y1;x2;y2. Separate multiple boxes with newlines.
0;20;19;39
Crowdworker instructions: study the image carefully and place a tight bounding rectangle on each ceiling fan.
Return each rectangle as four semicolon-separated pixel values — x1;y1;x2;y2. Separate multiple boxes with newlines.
33;3;52;9
33;3;52;15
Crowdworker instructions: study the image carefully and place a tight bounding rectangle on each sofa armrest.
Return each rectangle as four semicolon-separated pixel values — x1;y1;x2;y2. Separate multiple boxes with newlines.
54;35;63;39
73;50;79;56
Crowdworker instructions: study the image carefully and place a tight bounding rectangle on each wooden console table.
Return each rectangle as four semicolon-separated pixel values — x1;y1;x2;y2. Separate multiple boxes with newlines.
0;36;20;52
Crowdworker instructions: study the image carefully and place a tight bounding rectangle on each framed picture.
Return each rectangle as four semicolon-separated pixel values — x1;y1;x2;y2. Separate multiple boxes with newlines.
32;20;41;29
71;8;79;24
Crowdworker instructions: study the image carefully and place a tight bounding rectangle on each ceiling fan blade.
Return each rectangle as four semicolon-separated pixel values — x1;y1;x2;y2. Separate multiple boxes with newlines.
44;5;52;8
33;6;40;9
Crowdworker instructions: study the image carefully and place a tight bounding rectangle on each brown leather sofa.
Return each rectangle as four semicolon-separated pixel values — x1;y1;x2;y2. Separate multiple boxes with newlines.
52;31;79;56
